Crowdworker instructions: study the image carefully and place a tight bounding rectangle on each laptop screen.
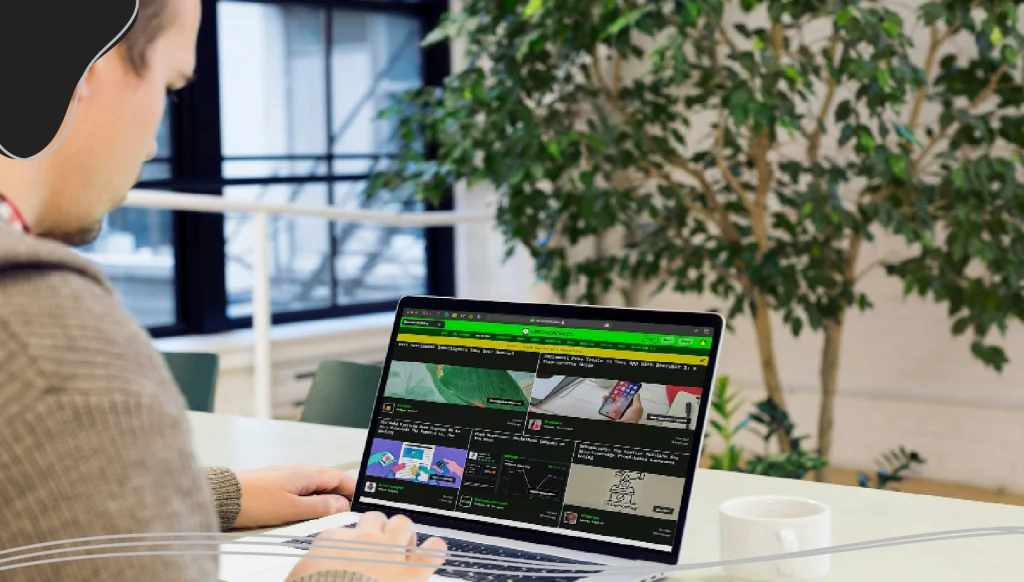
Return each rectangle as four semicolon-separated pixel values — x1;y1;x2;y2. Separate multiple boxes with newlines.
354;298;722;561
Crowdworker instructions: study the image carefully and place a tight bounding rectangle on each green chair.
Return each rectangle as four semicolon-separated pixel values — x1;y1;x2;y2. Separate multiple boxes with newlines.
162;352;220;413
299;361;383;428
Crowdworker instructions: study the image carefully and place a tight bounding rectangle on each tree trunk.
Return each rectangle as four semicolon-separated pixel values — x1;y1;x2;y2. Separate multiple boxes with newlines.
751;292;791;453
816;314;845;482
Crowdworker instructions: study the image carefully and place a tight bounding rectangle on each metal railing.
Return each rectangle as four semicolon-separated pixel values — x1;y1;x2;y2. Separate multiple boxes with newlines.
124;188;492;419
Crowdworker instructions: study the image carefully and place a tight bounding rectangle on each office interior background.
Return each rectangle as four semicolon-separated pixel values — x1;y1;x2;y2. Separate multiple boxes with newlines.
85;0;1024;501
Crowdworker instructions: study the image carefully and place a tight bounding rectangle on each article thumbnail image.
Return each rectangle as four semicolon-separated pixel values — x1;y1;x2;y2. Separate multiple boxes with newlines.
563;464;684;520
529;376;701;429
365;438;468;489
384;361;534;411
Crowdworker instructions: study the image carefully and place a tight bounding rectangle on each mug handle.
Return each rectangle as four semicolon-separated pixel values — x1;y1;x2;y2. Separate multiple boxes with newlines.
776;528;799;578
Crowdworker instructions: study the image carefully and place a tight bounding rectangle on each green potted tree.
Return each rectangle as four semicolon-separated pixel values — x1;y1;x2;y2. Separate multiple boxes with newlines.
370;0;1024;480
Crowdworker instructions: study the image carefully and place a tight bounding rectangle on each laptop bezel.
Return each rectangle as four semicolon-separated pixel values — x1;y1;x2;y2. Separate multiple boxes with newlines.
351;296;724;565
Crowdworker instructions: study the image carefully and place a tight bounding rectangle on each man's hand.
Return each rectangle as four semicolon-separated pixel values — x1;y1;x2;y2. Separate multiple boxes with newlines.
287;513;446;582
233;465;356;529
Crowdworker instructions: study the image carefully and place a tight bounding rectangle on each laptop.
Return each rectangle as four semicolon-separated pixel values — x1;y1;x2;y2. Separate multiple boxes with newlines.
221;297;724;582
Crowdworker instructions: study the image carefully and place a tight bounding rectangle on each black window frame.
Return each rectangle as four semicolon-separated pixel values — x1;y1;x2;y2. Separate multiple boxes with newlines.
140;0;453;338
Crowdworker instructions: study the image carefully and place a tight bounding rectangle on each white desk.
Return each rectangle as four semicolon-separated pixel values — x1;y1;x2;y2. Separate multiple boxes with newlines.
188;411;366;472
188;411;1024;580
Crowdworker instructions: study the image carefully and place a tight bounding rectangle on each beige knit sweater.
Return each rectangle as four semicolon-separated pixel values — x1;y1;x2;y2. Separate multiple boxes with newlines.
0;224;375;582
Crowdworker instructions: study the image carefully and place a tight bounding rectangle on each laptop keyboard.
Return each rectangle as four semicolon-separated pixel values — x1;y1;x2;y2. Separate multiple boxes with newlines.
283;526;600;581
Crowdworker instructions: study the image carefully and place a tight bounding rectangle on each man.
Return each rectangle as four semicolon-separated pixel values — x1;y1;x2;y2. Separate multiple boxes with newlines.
0;0;445;581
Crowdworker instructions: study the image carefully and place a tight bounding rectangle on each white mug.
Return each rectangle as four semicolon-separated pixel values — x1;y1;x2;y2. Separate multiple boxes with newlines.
719;496;831;581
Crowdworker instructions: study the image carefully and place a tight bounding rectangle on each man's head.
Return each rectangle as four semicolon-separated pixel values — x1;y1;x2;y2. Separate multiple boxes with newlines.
0;0;200;244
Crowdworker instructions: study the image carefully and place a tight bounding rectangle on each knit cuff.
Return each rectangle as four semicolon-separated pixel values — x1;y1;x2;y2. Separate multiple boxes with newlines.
290;571;381;582
202;467;242;531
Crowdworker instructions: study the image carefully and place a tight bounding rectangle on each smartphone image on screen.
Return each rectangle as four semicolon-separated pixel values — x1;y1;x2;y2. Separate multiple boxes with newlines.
598;381;642;420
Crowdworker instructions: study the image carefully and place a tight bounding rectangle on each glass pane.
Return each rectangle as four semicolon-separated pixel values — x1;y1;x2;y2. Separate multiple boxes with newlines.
155;108;172;158
225;182;332;317
330;10;422;156
332;157;381;176
218;1;328;157
332;181;427;305
77;208;177;328
140;160;172;182
139;111;173;183
223;158;327;180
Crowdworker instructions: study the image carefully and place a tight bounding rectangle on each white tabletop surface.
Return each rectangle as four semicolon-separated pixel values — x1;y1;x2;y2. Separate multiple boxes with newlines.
189;411;1024;580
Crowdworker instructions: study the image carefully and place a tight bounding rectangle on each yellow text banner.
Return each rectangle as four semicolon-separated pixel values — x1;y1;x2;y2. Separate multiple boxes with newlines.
395;334;709;366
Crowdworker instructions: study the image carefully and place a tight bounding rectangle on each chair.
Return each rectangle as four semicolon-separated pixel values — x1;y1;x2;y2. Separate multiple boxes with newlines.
299;360;383;428
162;352;220;413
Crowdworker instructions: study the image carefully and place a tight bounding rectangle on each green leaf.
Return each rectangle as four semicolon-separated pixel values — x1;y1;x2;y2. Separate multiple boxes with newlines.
952;167;966;187
710;419;726;436
839;124;855;146
952;317;971;336
877;68;891;89
836;8;853;27
858;294;872;311
1002;45;1019;67
686;2;700;20
835;101;853;123
920;3;944;26
523;0;544;18
735;417;751;433
422;26;451;47
546;141;562;160
894;124;920;144
602;6;654;39
429;366;529;410
889;156;907;178
991;27;1003;46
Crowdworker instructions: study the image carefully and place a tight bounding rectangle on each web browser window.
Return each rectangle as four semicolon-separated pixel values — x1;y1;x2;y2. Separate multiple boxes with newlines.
358;309;715;551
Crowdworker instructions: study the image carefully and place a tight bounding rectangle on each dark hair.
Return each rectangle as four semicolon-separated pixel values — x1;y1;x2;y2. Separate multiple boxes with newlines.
121;0;172;73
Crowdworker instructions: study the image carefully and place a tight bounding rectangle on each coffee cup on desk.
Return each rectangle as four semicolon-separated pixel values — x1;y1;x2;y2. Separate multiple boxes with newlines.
719;496;831;581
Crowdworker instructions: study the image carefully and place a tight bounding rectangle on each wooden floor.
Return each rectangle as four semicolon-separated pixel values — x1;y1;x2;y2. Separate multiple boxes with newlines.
698;456;1024;506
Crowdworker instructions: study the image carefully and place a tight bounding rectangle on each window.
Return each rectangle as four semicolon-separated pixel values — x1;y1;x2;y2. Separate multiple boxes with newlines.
82;0;452;337
217;2;429;318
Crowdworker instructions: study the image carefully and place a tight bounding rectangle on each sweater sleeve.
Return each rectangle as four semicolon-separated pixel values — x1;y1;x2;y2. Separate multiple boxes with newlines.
203;467;243;531
0;390;222;582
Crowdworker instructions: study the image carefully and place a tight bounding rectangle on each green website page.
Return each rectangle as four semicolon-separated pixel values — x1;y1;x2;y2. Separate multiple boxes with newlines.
357;309;714;551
